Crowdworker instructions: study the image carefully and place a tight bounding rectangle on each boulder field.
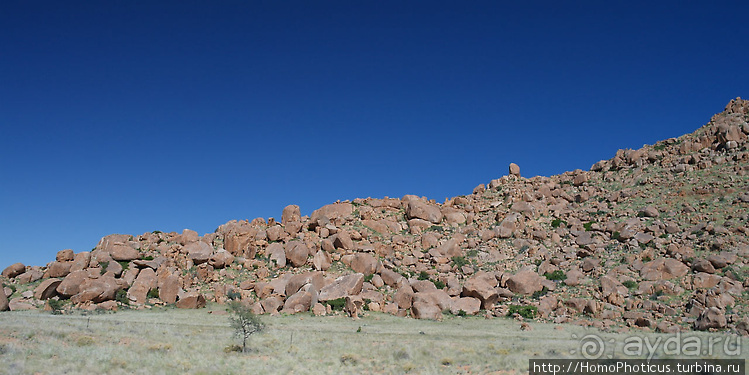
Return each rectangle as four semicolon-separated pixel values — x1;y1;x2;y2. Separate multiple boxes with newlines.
2;98;749;335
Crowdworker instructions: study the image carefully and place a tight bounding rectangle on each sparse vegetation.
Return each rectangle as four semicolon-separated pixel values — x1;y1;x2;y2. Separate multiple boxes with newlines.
324;297;347;311
228;301;265;353
507;305;537;319
544;270;567;281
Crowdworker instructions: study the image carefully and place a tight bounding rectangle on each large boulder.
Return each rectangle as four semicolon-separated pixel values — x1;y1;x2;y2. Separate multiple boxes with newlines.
412;300;442;320
318;273;364;302
312;250;332;271
282;285;318;314
128;268;157;304
224;231;255;258
267;243;286;268
506;270;545;296
462;271;499;309
71;252;91;272
310;202;354;228
57;270;92;297
285;241;310;267
71;275;121;304
694;307;727;330
450;297;481;315
209;249;234;269
349;253;380;276
393;285;415;309
110;244;140;262
285;272;325;296
640;258;689;281
176;293;206;309
46;261;72;278
0;287;9;311
34;279;62;300
185;241;213;264
405;198;443;224
281;204;301;224
158;273;181;304
2;263;26;278
56;249;75;262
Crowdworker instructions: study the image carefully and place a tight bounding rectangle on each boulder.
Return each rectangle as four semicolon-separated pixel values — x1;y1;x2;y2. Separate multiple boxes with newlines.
56;249;75;262
333;231;355;250
71;275;121;304
285;272;325;296
506;270;545;296
158;273;181;304
694;307;727;330
176;293;206;309
379;268;405;287
34;278;62;300
318;273;364;301
345;295;364;317
260;295;283;314
393;285;415;309
16;268;44;284
0;287;9;311
450;297;481;315
57;270;92;297
46;261;72;278
209;249;234;269
282;285;317;314
312;250;332;271
2;263;25;278
405;198;443;224
640;258;689;281
177;229;199;245
224;232;254;258
281;204;301;224
639;206;659;218
309;202;354;228
110;244;140;261
412;300;441;320
462;271;499;309
128;268;157;304
692;259;716;274
185;241;213;264
285;241;310;267
509;163;520;177
71;252;91;272
349;253;380;275
267;243;286;268
413;290;452;311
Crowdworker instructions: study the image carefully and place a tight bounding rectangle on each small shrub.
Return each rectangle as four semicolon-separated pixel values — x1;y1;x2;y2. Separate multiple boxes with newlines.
115;289;130;305
466;249;478;257
47;299;65;315
324;297;346;311
451;256;469;268
544;270;567;281
340;353;359;365
507;305;537;319
622;280;638;290
532;286;549;300
440;358;453;366
583;221;594;231
551;219;567;228
429;225;444;232
152;230;162;234
363;274;374;283
99;261;109;275
76;336;95;346
611;231;621;240
418;271;430;280
226;290;242;301
393;349;410;360
117;261;129;271
228;301;265;353
224;344;242;353
433;279;446;289
456;309;467;317
147;289;160;299
141;255;154;261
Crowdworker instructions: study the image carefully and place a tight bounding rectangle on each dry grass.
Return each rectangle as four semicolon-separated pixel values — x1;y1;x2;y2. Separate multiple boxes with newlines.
0;306;745;374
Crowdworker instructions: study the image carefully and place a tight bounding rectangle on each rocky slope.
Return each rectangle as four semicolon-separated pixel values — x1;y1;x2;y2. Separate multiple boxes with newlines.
2;98;748;335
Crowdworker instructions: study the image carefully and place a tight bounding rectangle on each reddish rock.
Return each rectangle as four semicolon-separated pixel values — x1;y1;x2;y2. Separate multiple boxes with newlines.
267;243;286;268
333;231;355;250
260;295;283;314
462;271;499;309
282;286;317;314
110;244;140;261
57;270;92;297
450;297;481;315
34;279;62;300
506;270;545;296
509;163;520;177
285;272;325;296
47;261;72;278
209;249;234;269
693;272;722;289
224;232;254;258
694;307;727;330
393;285;415;310
350;253;380;275
71;252;91;272
71;275;121;304
281;205;301;224
640;258;688;281
0;287;9;311
185;241;213;264
56;249;75;262
379;268;405;287
312;250;332;271
413;290;451;311
310;202;354;227
412;300;441;320
285;241;310;267
405;198;443;224
158;273;181;304
176;293;206;309
2;263;25;279
128;268;157;304
318;273;364;301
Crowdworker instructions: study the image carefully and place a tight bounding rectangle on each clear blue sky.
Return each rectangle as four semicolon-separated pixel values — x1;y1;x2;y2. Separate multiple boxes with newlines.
1;1;747;269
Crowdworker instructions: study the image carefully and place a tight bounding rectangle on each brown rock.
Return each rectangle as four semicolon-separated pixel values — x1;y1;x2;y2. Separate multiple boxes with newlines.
224;232;254;258
462;271;499;309
158;273;181;304
285;272;325;296
310;202;354;227
318;273;364;302
267;243;286;268
639;206;659;218
509;163;520;177
350;253;380;275
128;268;157;304
640;258;688;281
110;244;140;262
71;275;121;304
393;285;415;310
692;259;716;274
260;295;283;314
266;226;285;242
282;286;317;314
379;268;405;287
412;300;442;320
209;249;234;269
281;204;301;224
405;198;443;224
345;295;364;318
693;272;722;289
185;241;213;264
16;268;44;284
46;261;72;278
333;231;355;250
450;297;481;315
506;270;545;296
34;279;61;300
57;270;92;297
285;241;310;267
694;307;727;330
0;287;9;311
176;293;206;309
312;250;332;271
71;252;91;272
2;263;25;278
56;249;75;262
312;302;326;316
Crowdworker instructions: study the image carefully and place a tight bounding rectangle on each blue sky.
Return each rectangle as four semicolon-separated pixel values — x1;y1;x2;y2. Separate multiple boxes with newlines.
1;1;747;269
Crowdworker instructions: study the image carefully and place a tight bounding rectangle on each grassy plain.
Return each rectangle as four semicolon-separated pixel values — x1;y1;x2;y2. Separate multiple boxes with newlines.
0;306;745;374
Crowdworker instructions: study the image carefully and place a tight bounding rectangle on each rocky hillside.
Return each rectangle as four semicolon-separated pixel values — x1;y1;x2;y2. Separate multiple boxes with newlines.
2;98;748;335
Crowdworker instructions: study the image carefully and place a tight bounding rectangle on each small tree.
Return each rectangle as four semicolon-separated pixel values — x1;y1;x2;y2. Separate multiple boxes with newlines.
228;301;264;353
